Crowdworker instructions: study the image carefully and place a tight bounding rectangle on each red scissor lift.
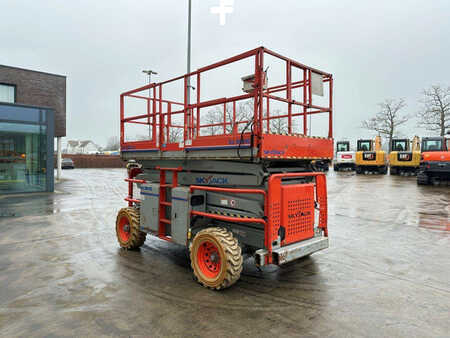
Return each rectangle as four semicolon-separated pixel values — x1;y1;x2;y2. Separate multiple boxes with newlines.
116;47;333;289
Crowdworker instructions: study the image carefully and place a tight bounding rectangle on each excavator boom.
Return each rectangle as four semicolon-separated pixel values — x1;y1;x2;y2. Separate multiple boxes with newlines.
411;136;420;152
374;135;382;152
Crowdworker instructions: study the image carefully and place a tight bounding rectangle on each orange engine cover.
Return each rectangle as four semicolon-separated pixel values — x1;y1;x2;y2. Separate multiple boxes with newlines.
422;151;450;162
281;183;315;245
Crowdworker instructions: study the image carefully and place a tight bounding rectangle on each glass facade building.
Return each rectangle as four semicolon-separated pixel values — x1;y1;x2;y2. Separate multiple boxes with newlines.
0;102;54;193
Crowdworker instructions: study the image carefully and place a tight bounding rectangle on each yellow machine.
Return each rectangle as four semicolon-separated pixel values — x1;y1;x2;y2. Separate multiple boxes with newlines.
355;136;387;174
389;136;421;175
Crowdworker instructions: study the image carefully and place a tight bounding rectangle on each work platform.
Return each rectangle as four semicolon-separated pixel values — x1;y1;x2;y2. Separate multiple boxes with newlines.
117;47;332;287
120;47;333;163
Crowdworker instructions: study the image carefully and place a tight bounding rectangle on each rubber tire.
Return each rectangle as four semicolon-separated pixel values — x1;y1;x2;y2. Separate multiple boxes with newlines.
334;164;338;172
390;167;397;175
356;166;362;174
116;207;146;249
379;166;388;175
190;227;243;290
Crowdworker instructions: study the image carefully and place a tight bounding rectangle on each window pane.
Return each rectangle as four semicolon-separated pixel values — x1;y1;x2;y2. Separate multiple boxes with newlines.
0;122;47;193
0;104;42;123
0;84;15;103
423;140;442;151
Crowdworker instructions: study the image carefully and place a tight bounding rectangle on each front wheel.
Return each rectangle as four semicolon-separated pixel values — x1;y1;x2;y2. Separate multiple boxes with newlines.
190;227;243;290
116;207;146;249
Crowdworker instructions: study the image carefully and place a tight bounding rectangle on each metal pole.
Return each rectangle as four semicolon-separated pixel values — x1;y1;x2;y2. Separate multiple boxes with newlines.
148;74;151;138
142;70;157;138
56;136;62;181
186;0;192;141
148;74;151;97
187;0;192;105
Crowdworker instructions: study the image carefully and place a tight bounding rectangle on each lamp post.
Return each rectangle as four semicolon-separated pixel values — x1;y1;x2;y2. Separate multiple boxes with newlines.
142;70;158;97
187;0;192;105
142;70;157;137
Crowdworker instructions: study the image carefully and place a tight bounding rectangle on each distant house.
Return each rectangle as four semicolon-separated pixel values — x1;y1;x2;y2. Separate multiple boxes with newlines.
66;140;79;154
65;140;101;154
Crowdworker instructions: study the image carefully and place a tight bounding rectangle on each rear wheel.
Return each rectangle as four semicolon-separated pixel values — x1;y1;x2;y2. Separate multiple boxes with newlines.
356;166;362;174
334;164;339;172
390;167;397;175
116;207;146;249
190;227;243;290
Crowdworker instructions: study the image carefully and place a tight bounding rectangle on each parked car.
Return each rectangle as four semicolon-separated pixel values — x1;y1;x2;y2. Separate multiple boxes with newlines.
61;158;75;169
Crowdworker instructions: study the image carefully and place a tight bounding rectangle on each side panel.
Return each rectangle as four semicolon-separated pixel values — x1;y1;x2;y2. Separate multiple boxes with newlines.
140;183;160;232
260;134;333;160
356;151;386;166
336;151;355;164
421;161;450;174
171;187;190;245
171;187;206;245
422;151;450;162
281;184;315;245
389;151;420;167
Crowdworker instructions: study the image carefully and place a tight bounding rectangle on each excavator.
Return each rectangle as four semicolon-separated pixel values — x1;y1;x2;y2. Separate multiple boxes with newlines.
355;136;387;174
417;134;450;185
333;141;355;171
389;136;421;175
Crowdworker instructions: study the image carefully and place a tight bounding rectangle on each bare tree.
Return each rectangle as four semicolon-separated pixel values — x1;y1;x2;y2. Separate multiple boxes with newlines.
417;85;450;136
168;127;183;143
269;109;289;134
204;101;292;135
204;100;253;136
362;99;409;152
134;128;182;144
105;136;120;151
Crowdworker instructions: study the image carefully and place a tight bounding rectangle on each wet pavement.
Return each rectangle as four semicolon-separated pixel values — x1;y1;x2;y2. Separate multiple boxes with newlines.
0;168;449;337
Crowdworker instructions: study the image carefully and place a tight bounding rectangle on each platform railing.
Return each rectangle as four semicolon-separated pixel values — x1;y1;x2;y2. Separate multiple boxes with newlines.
120;47;333;154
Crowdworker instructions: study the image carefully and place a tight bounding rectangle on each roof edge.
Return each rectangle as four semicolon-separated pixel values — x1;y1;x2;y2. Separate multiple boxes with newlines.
0;64;66;78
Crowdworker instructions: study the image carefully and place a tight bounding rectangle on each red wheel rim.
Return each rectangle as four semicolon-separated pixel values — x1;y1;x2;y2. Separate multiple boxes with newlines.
118;216;131;242
197;240;221;279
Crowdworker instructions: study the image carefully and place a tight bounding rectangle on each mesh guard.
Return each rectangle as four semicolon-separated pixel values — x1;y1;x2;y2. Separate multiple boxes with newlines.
281;183;315;245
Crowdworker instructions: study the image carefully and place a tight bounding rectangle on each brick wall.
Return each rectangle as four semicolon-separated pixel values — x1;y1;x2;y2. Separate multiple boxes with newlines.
0;65;66;137
54;154;126;168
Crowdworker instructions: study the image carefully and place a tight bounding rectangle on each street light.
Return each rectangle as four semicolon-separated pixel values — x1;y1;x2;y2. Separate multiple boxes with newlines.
142;70;158;138
187;0;192;105
142;69;158;96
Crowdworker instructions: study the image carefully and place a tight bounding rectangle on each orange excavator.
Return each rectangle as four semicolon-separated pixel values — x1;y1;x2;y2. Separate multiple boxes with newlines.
417;135;450;185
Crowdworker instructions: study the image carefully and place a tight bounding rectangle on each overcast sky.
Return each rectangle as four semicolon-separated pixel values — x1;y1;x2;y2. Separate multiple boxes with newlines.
1;0;450;147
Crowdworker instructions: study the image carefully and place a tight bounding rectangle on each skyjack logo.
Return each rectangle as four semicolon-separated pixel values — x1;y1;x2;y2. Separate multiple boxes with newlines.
264;149;285;156
195;176;229;184
210;0;234;25
288;210;311;219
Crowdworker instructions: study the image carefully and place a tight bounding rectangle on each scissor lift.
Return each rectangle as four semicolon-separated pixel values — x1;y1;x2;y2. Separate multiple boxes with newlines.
116;47;333;289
